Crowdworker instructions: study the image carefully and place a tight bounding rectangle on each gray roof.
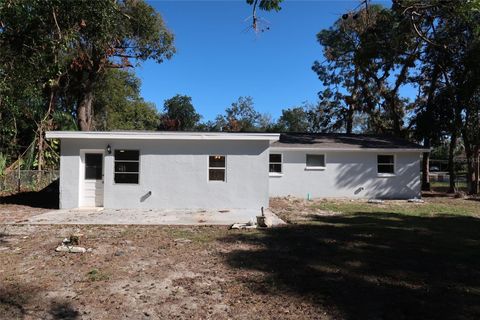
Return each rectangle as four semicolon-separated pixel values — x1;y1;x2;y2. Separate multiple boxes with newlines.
272;133;428;150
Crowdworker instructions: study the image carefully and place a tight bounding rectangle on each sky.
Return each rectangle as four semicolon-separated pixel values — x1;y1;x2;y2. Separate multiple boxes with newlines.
136;0;391;122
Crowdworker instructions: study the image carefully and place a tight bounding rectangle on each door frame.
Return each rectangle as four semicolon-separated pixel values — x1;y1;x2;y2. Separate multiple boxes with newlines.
79;149;105;208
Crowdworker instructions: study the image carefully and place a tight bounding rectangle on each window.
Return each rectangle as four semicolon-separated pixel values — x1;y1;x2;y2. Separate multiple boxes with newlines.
306;154;326;169
85;154;103;180
114;150;139;184
377;155;395;174
209;155;226;181
269;154;282;174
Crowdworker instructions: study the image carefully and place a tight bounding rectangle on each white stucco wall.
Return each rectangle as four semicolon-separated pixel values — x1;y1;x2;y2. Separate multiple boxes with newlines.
269;150;421;199
59;138;270;210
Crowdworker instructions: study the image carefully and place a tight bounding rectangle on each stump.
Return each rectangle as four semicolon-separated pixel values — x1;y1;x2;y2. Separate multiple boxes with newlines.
69;233;83;245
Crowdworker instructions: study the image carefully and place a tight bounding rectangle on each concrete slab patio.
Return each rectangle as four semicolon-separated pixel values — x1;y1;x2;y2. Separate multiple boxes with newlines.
18;207;286;226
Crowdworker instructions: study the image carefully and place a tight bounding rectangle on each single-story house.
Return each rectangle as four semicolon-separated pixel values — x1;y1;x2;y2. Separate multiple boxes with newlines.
268;133;428;199
45;131;428;210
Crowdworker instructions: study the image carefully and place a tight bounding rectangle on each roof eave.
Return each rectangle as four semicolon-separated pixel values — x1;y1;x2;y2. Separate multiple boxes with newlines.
270;146;430;152
45;131;280;142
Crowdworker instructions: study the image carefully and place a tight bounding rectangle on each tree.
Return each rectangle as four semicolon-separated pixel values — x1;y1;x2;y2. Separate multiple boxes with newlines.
405;1;480;193
245;0;480;193
66;0;174;131
411;61;444;191
0;0;175;131
160;95;201;131
274;107;312;132
462;91;480;194
214;96;268;132
245;0;283;32
0;0;174;170
93;70;160;131
313;5;419;135
1;0;71;169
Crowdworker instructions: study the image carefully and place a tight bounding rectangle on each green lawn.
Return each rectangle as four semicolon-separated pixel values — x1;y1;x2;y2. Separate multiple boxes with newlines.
431;180;468;189
308;198;479;217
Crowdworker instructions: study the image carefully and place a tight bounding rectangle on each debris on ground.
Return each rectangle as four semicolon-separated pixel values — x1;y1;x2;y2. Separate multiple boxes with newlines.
230;208;286;229
247;218;256;226
455;191;467;198
62;233;84;245
55;245;87;253
408;198;425;203
173;238;192;244
69;233;83;245
368;199;384;204
229;223;256;230
56;232;89;253
256;215;272;228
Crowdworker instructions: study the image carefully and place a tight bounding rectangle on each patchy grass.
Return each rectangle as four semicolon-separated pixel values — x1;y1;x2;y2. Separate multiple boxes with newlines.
86;268;110;282
237;197;480;319
308;198;480;218
1;197;479;319
162;226;222;243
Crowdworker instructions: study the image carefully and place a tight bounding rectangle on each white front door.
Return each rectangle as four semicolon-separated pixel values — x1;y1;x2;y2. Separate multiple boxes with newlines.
82;152;104;207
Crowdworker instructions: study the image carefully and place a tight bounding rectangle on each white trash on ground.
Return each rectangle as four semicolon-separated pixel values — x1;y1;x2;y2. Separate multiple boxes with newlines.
408;198;425;203
55;245;87;253
367;199;384;204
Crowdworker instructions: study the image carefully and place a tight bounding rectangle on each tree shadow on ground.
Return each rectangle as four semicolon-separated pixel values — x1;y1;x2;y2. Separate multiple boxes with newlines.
0;282;79;319
221;213;480;320
49;301;80;320
0;282;42;318
0;179;59;209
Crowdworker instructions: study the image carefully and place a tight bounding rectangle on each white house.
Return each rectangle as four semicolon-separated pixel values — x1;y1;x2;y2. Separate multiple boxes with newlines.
46;131;428;210
268;133;427;200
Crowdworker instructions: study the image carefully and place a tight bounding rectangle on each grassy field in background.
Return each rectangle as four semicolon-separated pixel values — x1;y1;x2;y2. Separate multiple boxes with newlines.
308;198;479;217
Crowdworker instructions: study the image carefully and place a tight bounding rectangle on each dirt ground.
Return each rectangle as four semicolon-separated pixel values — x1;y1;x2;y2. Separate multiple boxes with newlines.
0;204;50;224
1;224;324;320
1;197;479;320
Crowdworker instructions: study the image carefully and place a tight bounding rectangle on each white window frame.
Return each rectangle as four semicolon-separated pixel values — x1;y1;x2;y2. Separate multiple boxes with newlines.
377;154;396;177
208;155;227;182
305;153;326;170
269;153;283;177
114;149;140;185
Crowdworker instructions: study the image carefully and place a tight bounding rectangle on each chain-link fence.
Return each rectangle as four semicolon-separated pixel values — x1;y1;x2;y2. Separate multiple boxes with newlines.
0;170;59;194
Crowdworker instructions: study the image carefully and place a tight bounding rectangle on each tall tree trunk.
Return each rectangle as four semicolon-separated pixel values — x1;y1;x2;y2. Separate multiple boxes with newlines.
464;140;475;194
392;108;402;136
386;50;419;137
422;137;431;191
448;89;464;194
462;119;478;195
420;64;439;192
381;92;403;136
346;106;353;134
77;84;94;131
37;87;57;171
37;131;44;171
448;132;458;194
